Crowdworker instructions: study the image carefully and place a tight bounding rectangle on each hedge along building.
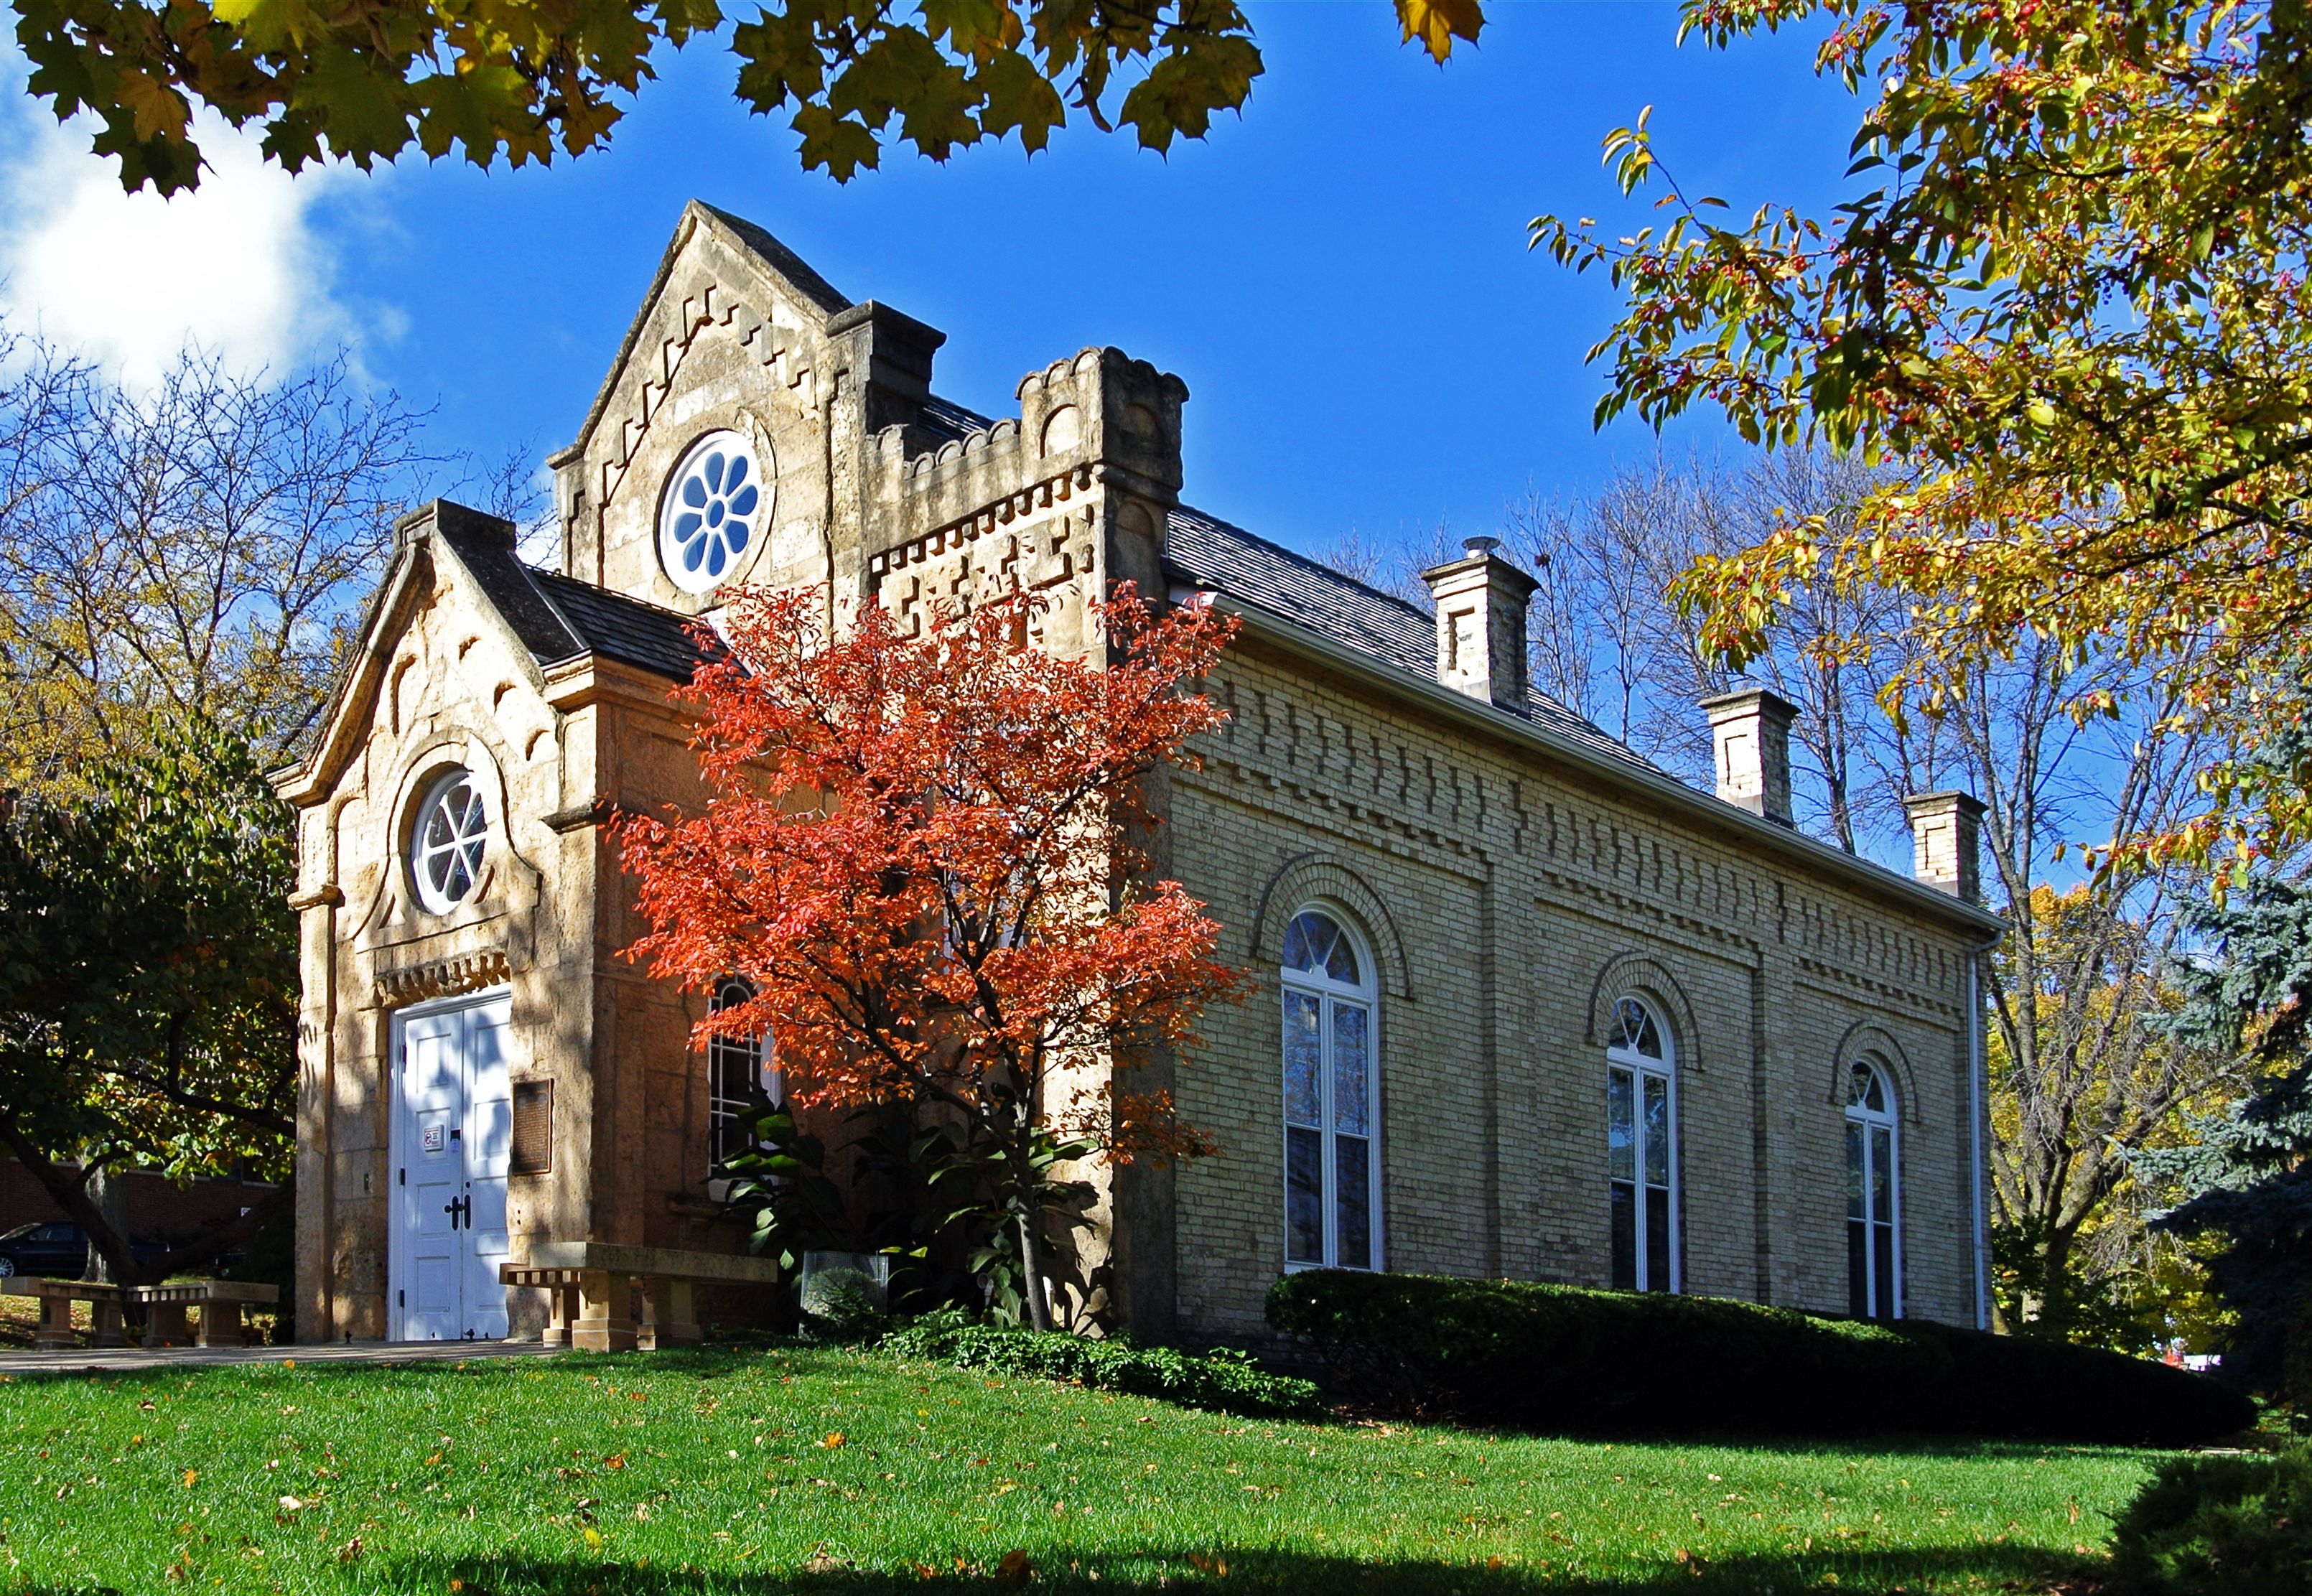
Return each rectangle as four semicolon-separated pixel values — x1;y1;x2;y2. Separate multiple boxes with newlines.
271;202;2003;1346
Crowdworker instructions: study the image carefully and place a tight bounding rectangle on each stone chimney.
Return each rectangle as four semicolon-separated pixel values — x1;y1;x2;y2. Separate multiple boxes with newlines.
1903;790;1986;903
1421;537;1539;713
1700;687;1797;826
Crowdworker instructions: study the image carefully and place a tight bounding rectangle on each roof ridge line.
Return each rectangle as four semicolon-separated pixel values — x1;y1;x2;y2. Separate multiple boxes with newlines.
521;561;592;668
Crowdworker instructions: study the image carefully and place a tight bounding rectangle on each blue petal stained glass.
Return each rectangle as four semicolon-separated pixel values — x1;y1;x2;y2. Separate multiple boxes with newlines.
659;434;765;594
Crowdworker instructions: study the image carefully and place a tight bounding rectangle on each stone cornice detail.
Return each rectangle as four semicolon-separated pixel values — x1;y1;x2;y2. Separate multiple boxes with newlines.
867;464;1096;584
375;949;513;1007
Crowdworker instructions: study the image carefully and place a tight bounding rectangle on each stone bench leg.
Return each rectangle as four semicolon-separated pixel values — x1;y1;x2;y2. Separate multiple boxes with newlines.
569;1270;636;1353
638;1278;702;1350
89;1297;126;1349
540;1279;580;1348
639;1278;702;1350
34;1294;75;1350
197;1301;243;1348
145;1302;192;1348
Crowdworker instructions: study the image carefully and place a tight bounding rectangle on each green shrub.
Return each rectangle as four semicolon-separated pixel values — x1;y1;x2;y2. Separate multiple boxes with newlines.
2108;1445;2312;1595
882;1311;1323;1420
1266;1271;2255;1445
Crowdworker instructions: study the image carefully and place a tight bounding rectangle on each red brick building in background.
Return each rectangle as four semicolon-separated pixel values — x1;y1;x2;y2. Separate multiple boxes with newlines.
0;1161;279;1247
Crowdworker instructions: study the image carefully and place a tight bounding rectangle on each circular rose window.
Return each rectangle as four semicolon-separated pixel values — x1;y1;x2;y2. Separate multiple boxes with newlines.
410;767;488;914
658;429;765;594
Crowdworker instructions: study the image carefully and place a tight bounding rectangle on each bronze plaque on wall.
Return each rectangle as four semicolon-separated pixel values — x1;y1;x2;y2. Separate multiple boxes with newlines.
510;1079;553;1175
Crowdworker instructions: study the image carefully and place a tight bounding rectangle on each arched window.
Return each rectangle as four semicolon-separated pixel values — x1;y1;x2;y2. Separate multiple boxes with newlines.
707;978;778;1177
1280;907;1379;1271
1606;995;1677;1293
409;767;488;915
1846;1058;1901;1319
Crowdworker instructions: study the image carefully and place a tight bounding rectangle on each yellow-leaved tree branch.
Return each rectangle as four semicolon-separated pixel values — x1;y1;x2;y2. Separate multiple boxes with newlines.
12;0;1485;194
1534;0;2312;878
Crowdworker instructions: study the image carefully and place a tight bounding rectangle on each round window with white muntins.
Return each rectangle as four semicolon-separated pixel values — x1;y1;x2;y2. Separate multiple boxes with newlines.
411;768;488;914
658;429;765;593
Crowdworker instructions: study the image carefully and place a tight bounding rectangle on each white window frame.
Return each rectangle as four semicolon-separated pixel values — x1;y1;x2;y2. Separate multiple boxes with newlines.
1605;995;1680;1294
705;978;778;1198
657;429;765;594
1279;906;1382;1273
1845;1058;1903;1319
408;767;490;916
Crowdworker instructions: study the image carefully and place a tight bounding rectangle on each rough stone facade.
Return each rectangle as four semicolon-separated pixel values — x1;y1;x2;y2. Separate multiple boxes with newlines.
273;200;2000;1346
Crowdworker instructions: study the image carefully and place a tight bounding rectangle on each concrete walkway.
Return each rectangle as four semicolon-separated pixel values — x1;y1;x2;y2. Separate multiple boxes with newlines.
0;1338;559;1376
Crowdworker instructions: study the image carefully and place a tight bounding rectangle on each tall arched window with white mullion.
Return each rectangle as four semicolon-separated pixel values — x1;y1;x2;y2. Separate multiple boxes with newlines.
707;977;778;1180
1280;907;1380;1271
1606;995;1678;1293
1846;1058;1901;1319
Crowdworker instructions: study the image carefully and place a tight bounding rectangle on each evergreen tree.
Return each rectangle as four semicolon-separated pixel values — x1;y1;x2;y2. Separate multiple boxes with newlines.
2140;879;2312;1394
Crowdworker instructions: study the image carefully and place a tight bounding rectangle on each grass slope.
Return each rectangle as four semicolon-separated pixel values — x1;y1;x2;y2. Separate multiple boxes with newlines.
1;1343;2155;1594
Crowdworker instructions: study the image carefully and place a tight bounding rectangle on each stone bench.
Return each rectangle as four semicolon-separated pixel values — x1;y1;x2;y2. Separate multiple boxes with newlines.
0;1277;276;1349
134;1280;280;1348
500;1242;780;1353
1;1278;129;1349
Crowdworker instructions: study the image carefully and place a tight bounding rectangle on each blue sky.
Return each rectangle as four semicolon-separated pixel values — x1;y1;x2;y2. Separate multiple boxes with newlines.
1;3;1862;563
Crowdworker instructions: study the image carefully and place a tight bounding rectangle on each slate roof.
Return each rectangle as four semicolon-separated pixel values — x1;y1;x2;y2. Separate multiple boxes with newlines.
1162;505;1659;774
694;202;851;316
534;571;719;679
432;503;714;682
915;394;996;447
434;505;585;666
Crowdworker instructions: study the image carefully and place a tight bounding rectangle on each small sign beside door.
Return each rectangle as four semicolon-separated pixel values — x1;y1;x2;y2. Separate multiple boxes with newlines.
422;1123;447;1153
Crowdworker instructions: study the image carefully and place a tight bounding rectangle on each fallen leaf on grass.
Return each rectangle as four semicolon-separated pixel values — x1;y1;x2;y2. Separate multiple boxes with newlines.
996;1549;1033;1586
336;1536;363;1564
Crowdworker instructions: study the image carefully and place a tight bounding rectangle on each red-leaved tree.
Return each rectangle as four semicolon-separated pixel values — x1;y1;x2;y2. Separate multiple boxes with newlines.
617;583;1243;1332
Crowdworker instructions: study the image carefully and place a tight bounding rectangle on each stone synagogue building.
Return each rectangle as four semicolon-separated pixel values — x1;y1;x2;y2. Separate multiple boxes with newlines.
272;202;2002;1348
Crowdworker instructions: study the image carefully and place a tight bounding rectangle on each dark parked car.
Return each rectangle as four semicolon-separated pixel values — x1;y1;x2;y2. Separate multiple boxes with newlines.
0;1222;167;1279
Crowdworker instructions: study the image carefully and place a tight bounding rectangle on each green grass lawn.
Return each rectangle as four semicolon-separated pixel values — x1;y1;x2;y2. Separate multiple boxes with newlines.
1;1343;2159;1594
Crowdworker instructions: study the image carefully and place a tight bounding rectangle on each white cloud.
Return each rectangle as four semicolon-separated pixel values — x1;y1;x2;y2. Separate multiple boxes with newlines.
0;54;366;383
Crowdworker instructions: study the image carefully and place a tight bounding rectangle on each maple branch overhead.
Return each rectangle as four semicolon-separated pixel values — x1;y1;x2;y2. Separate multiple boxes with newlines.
14;0;1486;195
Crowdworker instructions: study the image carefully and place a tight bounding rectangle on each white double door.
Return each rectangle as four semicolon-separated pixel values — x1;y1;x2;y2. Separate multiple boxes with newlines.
390;990;513;1341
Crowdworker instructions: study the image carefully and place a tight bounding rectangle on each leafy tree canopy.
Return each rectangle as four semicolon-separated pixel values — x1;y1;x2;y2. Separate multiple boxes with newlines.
0;706;297;1284
1536;0;2312;874
15;0;1486;195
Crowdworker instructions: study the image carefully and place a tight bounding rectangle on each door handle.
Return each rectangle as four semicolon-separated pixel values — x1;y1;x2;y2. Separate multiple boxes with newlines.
443;1195;470;1228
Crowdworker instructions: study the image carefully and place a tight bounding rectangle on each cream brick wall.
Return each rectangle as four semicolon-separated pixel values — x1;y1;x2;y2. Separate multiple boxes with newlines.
1162;635;1985;1340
